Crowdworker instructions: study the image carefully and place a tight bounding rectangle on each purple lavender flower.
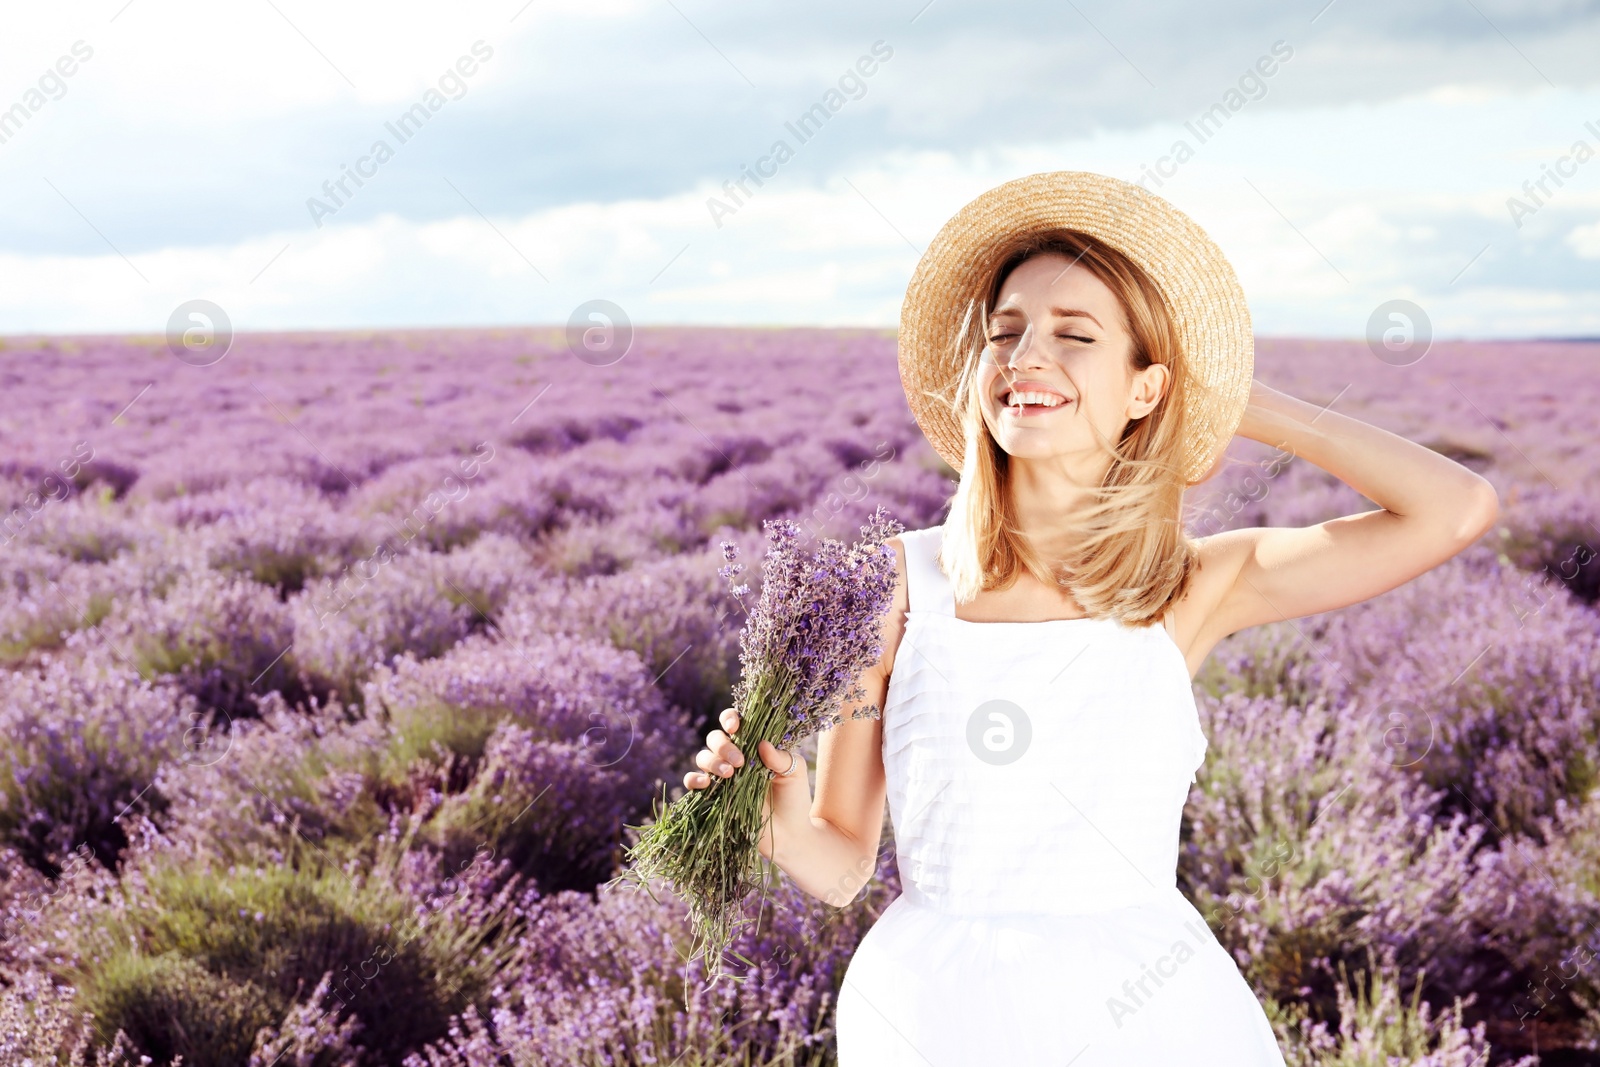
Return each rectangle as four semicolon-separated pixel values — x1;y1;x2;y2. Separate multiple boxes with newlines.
612;505;902;985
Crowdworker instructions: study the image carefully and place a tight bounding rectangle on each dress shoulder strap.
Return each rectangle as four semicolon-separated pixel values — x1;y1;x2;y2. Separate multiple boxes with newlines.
903;526;957;616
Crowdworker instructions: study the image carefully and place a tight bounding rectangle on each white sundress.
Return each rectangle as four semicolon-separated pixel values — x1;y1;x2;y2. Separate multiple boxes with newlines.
834;525;1287;1066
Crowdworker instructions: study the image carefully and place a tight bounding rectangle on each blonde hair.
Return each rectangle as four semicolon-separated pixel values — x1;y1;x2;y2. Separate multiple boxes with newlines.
935;228;1201;627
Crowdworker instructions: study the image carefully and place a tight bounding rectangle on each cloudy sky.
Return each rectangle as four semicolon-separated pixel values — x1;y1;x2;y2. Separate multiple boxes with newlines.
1;0;1597;338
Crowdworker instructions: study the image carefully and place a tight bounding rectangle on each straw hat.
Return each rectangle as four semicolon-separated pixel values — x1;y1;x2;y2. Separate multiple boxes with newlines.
897;170;1253;486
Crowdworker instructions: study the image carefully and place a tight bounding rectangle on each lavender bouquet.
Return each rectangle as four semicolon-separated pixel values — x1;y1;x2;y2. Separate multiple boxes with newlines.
614;506;902;986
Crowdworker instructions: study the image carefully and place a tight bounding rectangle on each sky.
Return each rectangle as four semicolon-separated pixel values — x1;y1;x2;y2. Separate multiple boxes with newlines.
1;0;1597;339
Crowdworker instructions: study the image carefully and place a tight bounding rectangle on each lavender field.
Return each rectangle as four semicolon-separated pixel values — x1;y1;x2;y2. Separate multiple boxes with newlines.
1;327;1598;1066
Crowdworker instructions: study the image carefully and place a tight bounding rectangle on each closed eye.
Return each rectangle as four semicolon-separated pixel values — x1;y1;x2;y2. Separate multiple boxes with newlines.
986;333;1093;344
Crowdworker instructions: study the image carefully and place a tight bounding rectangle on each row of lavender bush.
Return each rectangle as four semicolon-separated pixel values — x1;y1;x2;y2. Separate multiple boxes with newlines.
1;329;1596;1065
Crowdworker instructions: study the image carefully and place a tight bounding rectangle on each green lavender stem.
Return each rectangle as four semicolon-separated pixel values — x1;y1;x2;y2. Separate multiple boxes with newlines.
618;667;800;986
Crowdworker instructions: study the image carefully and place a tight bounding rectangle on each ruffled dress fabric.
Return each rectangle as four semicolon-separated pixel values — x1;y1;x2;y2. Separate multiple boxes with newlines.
834;526;1286;1066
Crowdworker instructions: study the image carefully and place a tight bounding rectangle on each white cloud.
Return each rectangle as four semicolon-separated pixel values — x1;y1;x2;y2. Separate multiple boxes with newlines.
0;0;636;121
1568;221;1600;258
4;121;1594;340
4;3;1600;336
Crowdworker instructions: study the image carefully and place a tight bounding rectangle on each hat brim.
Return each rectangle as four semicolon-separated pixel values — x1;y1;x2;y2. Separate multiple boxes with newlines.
897;170;1253;485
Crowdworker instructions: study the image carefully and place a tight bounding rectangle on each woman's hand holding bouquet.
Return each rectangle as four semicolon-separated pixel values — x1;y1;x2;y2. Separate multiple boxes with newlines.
612;507;902;985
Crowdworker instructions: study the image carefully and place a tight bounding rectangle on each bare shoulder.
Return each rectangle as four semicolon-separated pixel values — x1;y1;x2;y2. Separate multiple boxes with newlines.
1165;529;1257;677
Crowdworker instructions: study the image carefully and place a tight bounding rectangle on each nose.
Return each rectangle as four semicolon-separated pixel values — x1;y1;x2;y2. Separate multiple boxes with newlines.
997;321;1048;370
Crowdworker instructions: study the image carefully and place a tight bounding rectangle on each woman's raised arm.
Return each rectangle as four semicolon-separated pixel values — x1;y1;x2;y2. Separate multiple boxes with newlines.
1193;379;1500;647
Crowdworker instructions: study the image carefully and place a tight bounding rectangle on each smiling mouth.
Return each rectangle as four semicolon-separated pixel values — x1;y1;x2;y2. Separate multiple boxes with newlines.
998;390;1073;416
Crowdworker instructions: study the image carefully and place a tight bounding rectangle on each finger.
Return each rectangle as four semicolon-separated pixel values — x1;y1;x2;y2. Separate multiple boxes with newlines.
756;740;799;778
696;748;737;778
683;769;712;790
704;730;744;768
719;706;740;731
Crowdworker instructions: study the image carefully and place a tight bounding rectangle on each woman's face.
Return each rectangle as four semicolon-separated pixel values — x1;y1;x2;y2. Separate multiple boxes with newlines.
976;251;1168;476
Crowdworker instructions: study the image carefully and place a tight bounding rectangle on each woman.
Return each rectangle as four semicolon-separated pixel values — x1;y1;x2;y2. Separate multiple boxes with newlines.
683;171;1499;1064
